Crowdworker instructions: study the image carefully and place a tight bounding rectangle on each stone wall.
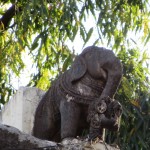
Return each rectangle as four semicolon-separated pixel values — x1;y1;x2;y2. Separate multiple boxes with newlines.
0;87;45;134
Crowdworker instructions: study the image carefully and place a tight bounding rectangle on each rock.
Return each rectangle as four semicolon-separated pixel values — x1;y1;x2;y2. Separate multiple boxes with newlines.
0;123;119;150
61;138;120;150
0;123;57;149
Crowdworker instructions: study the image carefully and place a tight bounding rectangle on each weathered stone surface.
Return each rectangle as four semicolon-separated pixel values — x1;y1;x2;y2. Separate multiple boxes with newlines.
0;87;45;134
0;123;57;149
0;123;119;150
61;138;120;150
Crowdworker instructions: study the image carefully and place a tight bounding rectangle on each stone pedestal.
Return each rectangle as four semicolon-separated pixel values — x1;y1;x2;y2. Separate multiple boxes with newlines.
0;87;45;134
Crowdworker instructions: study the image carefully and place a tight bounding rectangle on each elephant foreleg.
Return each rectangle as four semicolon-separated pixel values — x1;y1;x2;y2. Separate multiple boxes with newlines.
60;99;81;140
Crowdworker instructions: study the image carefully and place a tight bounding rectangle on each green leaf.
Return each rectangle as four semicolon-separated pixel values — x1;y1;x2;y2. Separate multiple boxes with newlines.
62;55;71;72
83;27;93;46
31;42;39;50
144;31;150;45
121;77;133;98
80;26;86;41
93;38;99;45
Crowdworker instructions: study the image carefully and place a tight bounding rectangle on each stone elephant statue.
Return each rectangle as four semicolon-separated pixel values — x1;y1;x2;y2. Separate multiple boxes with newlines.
32;46;122;142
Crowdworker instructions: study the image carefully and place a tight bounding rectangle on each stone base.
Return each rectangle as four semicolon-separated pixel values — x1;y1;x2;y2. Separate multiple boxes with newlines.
0;123;119;150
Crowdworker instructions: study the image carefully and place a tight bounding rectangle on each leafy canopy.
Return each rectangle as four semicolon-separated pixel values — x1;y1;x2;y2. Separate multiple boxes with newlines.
0;0;150;149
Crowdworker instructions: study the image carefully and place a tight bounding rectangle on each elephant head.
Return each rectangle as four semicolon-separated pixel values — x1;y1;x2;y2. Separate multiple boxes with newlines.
68;46;122;101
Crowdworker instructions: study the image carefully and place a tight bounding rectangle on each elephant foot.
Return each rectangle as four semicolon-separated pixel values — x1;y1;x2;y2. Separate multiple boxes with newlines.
89;127;104;141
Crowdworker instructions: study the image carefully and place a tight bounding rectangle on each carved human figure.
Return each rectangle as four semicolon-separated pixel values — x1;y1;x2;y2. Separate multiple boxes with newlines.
32;46;122;142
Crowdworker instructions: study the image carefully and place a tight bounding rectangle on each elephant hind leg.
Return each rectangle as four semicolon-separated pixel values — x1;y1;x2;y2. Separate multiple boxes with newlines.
32;98;61;141
33;115;60;141
33;115;61;141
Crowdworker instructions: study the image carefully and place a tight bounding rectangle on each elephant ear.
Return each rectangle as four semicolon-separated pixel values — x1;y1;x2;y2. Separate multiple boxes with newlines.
70;56;87;82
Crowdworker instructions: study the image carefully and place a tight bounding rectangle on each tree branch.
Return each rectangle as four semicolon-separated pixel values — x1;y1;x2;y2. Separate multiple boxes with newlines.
0;4;17;30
